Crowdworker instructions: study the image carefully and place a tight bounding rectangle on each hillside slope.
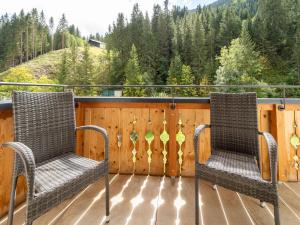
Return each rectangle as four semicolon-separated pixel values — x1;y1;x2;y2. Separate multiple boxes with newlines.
209;0;253;8
0;47;106;80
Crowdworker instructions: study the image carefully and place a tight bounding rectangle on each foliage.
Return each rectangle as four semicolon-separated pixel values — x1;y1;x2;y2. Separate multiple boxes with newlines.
180;65;196;96
123;45;146;96
0;66;57;98
167;54;182;85
0;9;83;72
216;21;266;85
1;0;300;98
105;0;299;97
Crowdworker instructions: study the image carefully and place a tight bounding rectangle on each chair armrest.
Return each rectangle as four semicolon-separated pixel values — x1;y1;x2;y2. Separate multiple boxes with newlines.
258;131;278;185
194;124;210;164
76;125;109;161
2;142;36;200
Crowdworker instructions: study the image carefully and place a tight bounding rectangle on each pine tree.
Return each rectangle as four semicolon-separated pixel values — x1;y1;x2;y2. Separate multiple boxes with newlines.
31;8;38;58
130;3;144;54
217;7;241;49
39;10;46;55
254;0;286;59
216;21;266;85
167;54;182;85
179;65;196;96
192;15;206;81
79;43;94;85
109;51;125;84
18;10;25;64
151;4;163;84
57;14;68;49
57;50;68;84
49;17;54;51
66;39;79;84
124;45;145;96
175;22;183;56
293;5;300;80
183;22;192;65
140;12;155;83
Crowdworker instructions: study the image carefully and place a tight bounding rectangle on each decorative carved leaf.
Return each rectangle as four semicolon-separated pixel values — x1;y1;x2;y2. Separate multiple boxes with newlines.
290;134;300;149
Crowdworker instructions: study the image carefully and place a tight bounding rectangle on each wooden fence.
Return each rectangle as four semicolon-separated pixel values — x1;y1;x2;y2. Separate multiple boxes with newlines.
1;98;300;217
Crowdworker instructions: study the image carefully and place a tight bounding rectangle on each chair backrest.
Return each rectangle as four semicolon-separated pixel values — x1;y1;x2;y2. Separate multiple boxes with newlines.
12;91;76;166
210;93;259;159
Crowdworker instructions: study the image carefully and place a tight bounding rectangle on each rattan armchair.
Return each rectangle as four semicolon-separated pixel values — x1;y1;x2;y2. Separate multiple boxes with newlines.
2;91;110;225
194;93;280;225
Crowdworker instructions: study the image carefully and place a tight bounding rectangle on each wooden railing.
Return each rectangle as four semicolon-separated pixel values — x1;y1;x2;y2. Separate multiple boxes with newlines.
1;97;300;217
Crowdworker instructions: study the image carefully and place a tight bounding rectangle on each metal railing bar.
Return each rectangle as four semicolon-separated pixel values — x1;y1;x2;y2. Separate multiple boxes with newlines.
0;82;300;89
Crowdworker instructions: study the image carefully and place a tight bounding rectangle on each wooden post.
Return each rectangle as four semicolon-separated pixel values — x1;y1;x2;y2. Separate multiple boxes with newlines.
75;102;85;156
167;105;178;177
272;105;288;181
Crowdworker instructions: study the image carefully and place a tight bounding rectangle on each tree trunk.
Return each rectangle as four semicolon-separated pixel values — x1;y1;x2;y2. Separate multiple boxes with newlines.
40;33;43;55
51;34;54;51
20;32;23;64
32;24;35;59
26;25;29;61
62;32;65;49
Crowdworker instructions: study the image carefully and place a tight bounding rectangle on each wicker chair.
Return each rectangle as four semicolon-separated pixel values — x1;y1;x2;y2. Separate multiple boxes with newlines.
2;91;110;225
194;93;280;225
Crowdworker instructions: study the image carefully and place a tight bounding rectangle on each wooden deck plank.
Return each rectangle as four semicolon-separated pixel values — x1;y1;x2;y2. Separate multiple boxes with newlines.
55;174;119;225
266;198;300;225
278;184;300;218
129;176;161;225
199;181;227;225
102;175;147;225
284;182;300;196
217;187;253;225
0;175;299;225
178;177;196;225
155;177;178;225
240;194;274;225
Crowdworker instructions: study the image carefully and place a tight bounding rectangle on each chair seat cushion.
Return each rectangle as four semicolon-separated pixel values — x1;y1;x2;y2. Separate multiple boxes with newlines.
205;149;261;180
34;153;105;194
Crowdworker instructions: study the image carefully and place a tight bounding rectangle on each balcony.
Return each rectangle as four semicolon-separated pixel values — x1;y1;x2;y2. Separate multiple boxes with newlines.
0;83;300;225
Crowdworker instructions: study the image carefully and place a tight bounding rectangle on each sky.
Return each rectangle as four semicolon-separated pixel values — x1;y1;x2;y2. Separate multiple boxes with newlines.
0;0;216;36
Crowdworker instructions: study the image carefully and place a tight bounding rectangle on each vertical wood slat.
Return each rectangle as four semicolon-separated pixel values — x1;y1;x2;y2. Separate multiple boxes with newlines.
296;111;300;180
259;110;271;180
285;111;298;181
167;107;178;177
75;103;84;156
274;105;288;181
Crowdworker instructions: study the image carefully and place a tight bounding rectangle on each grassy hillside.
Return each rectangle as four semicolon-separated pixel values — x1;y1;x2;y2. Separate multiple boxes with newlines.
209;0;249;8
0;47;106;81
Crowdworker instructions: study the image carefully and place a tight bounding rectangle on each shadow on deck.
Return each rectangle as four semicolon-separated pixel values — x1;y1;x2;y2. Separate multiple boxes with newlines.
0;175;300;225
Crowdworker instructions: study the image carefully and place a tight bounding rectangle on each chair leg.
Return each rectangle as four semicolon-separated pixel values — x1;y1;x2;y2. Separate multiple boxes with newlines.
25;220;33;225
195;177;199;225
105;174;110;223
274;203;280;225
260;201;266;208
7;176;18;225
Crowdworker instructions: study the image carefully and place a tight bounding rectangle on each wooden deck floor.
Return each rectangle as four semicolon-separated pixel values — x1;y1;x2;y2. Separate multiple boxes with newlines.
1;175;300;225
